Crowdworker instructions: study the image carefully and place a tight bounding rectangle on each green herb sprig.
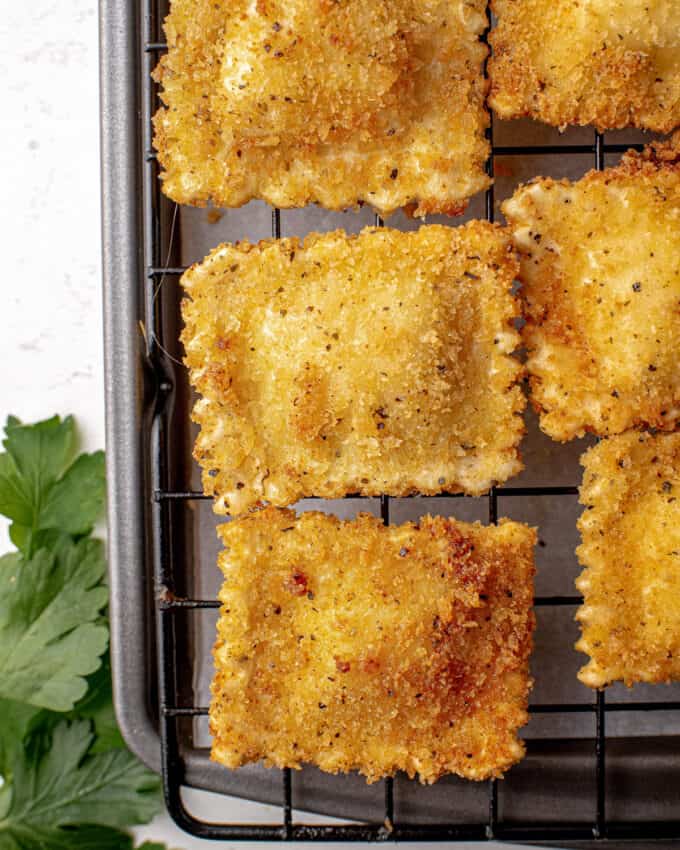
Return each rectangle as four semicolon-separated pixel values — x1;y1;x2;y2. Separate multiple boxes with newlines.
0;415;172;850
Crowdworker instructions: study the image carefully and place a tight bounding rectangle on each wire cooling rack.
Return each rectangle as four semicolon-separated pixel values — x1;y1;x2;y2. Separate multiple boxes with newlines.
106;0;680;840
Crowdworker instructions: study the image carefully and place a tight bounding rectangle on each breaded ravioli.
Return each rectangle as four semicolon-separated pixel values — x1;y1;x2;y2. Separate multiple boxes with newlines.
576;433;680;688
210;508;536;783
503;137;680;442
488;0;680;132
153;0;490;217
181;224;525;514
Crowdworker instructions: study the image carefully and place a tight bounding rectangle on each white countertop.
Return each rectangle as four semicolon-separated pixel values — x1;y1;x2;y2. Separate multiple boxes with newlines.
1;2;527;847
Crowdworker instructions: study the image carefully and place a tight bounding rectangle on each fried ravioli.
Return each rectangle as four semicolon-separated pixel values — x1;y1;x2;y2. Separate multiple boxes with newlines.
181;224;525;514
153;0;490;217
210;508;536;783
503;137;680;442
576;432;680;688
488;0;680;133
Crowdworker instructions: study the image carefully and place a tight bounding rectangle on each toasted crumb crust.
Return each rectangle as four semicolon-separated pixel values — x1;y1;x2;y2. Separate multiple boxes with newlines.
181;224;525;515
488;0;680;133
152;0;490;217
576;432;680;688
502;136;680;442
210;508;536;783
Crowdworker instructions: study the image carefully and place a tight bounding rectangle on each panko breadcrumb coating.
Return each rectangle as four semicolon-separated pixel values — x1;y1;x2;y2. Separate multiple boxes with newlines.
152;0;490;217
488;0;680;133
503;136;680;442
576;432;680;688
181;224;525;515
210;508;536;783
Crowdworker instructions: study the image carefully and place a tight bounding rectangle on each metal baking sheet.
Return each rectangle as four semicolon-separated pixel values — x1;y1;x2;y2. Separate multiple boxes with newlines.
101;0;680;839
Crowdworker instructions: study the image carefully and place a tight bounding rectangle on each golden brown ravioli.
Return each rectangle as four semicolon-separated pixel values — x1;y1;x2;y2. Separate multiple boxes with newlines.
576;432;680;688
489;0;680;132
153;0;490;216
211;508;536;782
181;224;525;514
503;137;680;442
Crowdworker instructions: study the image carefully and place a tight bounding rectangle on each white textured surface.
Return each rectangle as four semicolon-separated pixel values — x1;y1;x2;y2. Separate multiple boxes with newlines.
0;2;523;847
1;1;103;459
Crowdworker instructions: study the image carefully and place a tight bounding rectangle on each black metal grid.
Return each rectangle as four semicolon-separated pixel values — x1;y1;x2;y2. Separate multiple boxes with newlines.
137;0;680;841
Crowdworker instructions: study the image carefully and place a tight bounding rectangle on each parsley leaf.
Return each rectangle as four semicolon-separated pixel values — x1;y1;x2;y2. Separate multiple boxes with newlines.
0;699;43;823
0;414;167;847
38;451;107;537
0;539;108;711
0;719;160;846
0;830;171;850
0;654;125;769
134;841;173;849
0;699;41;772
0;416;105;557
69;654;125;753
0;824;137;850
